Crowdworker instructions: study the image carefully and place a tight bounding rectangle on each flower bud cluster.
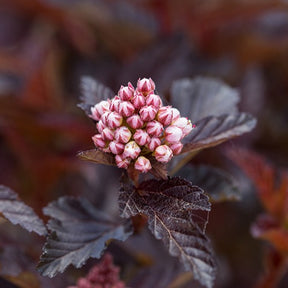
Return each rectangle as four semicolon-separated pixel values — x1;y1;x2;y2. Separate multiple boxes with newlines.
90;78;194;173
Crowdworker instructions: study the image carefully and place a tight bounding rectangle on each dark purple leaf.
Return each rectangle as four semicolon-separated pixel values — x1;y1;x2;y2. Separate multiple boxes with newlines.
38;197;133;277
181;113;257;154
177;165;240;202
0;185;47;236
119;177;216;288
170;77;240;122
148;156;168;179
78;76;114;116
77;149;116;166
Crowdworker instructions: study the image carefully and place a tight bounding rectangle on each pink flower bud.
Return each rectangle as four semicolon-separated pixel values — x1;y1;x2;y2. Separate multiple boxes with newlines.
110;96;121;112
134;156;152;173
100;111;110;126
107;112;123;129
101;127;114;141
169;142;183;155
146;120;164;137
157;106;173;126
118;82;134;101
126;114;144;129
165;126;183;144
118;101;135;117
92;134;106;148
96;120;106;133
115;154;131;169
109;141;125;154
139;106;157;122
137;78;155;95
147;137;161;151
154;145;173;163
114;126;132;143
172;117;193;137
90;100;110;121
123;141;141;159
131;93;146;109
146;93;162;108
171;108;180;121
102;146;111;153
133;129;150;146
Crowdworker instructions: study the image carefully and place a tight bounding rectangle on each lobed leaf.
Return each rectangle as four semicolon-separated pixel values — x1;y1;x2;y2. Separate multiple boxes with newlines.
170;77;239;122
0;185;47;236
119;177;216;288
77;149;116;166
177;165;240;202
78;76;114;116
181;113;257;154
38;197;133;277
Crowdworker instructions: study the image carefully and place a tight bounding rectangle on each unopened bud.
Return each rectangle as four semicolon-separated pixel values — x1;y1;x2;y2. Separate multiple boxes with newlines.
139;105;157;122
133;129;150;146
114;127;132;143
96;120;105;133
92;134;106;148
146;93;162;108
157;106;173;126
154;145;173;163
107;112;123;129
101;127;114;141
131;93;146;109
134;156;152;173
171;108;180;121
115;154;131;169
146;120;164;137
169;142;183;155
90;100;110;121
110;96;121;112
118;101;135;117
123;141;141;159
109;141;125;154
137;78;155;95
118;82;134;101
147;137;161;151
126;114;144;129
165;126;183;144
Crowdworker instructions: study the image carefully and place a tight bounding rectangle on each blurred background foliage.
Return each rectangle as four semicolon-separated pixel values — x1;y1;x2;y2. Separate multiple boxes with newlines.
0;0;288;287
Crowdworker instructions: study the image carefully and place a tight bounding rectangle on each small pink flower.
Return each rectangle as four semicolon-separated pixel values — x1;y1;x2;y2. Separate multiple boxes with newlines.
96;120;105;133
123;141;141;159
137;78;155;95
171;108;180;121
126;114;144;129
92;134;106;148
118;82;134;101
114;126;131;143
100;111;110;126
109;141;125;154
157;106;173;126
133;129;150;146
110;96;121;112
139;105;157;122
118;101;135;117
90;100;110;121
165;126;183;144
147;137;161;151
134;156;152;173
146;120;164;137
101;127;114;141
107;112;123;129
169;142;183;155
115;154;131;169
146;93;162;108
154;145;173;163
131;93;146;109
172;117;194;137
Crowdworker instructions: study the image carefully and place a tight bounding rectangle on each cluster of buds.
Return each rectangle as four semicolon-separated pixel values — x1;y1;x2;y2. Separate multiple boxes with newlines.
90;78;194;173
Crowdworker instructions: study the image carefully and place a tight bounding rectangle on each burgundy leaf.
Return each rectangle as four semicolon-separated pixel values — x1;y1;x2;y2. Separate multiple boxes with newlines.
38;197;133;277
77;149;116;166
78;76;114;116
0;185;47;236
177;165;240;202
148;156;168;179
119;177;216;288
170;77;239;122
181;113;257;154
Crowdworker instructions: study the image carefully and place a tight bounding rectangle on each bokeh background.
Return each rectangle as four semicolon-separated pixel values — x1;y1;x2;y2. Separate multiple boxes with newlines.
0;0;288;287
